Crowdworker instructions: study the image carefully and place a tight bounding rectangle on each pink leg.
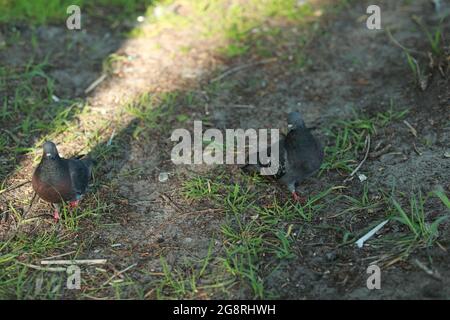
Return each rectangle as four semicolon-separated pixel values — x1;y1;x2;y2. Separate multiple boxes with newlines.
69;200;80;208
292;191;307;205
53;208;60;221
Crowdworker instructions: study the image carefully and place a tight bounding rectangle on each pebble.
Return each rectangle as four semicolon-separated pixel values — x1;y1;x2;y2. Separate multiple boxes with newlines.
158;172;169;182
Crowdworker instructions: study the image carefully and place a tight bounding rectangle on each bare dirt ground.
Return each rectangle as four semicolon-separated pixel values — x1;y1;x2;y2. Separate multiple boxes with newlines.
0;0;449;299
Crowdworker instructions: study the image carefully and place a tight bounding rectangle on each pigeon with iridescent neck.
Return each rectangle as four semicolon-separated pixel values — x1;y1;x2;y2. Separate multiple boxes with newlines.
32;141;94;221
243;112;323;202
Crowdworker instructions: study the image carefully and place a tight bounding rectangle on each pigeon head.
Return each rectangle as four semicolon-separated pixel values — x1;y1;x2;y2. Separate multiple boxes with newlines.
42;141;60;160
287;112;305;131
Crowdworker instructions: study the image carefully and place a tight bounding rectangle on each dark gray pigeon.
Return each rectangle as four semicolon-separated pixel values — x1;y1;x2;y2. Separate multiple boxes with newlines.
244;111;323;202
32;141;94;220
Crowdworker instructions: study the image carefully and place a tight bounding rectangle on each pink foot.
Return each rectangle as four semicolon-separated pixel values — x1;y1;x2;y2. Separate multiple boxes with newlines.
53;209;60;222
292;191;307;205
69;200;80;208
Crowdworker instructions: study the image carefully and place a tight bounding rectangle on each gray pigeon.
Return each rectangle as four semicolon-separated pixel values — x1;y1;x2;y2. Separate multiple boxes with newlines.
32;141;94;220
244;111;324;202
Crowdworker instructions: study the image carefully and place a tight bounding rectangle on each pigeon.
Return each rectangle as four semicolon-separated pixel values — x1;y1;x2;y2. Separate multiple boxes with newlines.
32;141;94;221
243;111;324;202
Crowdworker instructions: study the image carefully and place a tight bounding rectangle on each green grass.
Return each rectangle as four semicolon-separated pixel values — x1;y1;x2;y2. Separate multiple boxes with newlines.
0;0;154;24
182;177;222;201
181;172;337;298
0;191;112;299
321;106;408;174
334;183;381;219
60;195;109;231
389;189;449;247
0;231;68;299
155;240;228;299
127;0;318;60
125;92;178;137
0;0;82;24
0;60;84;181
362;187;449;264
1;0;447;300
405;52;423;85
412;15;445;57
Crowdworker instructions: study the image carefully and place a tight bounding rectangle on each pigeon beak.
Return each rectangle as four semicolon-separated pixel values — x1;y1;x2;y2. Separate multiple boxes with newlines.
287;124;293;131
46;153;52;157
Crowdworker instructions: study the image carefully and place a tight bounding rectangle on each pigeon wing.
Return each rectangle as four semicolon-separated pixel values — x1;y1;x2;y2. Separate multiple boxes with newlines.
67;158;91;197
284;127;323;183
243;134;286;178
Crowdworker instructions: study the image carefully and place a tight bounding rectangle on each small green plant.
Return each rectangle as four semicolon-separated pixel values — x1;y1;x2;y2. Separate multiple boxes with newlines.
125;92;177;136
182;177;222;200
321;107;408;174
156;240;217;299
273;230;294;259
405;52;423;84
390;190;449;247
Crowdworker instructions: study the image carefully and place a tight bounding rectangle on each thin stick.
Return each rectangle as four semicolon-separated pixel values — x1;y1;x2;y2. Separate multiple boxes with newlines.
102;263;137;287
85;74;107;94
0;180;31;195
41;259;107;265
385;28;426;57
183;208;224;216
403;120;417;137
160;193;183;213
413;143;422;156
369;144;392;159
42;250;77;261
344;135;371;182
227;104;256;109
210;58;277;83
414;259;442;280
19;263;66;272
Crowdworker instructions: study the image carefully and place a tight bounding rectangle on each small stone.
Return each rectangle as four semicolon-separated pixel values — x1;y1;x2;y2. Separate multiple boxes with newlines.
158;172;169;182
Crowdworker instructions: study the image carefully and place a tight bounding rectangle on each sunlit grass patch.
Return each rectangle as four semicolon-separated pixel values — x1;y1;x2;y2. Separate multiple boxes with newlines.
0;0;154;24
0;61;83;180
0;231;69;299
130;0;318;60
125;92;178;136
0;0;83;24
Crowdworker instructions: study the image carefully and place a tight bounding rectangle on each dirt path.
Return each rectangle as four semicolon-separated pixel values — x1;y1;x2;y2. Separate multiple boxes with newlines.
1;0;449;299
